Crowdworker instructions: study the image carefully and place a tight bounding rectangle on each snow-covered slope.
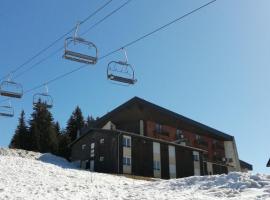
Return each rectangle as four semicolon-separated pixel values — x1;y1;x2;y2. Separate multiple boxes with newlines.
0;148;269;200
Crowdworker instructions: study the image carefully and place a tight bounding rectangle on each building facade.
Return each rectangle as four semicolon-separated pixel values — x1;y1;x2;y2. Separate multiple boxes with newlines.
70;97;252;178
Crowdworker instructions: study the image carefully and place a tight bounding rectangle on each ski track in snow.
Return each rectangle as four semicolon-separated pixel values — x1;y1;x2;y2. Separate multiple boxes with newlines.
0;148;270;200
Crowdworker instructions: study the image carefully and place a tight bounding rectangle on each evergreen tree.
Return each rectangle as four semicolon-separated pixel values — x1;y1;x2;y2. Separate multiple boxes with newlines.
9;110;29;149
54;121;61;136
85;115;96;128
29;101;58;153
66;106;84;142
57;132;71;160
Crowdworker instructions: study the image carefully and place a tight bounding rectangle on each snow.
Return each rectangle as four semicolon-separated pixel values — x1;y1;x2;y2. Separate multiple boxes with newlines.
0;148;270;200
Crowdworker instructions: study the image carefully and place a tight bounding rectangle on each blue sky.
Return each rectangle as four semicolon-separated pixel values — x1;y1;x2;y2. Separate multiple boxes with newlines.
0;0;269;173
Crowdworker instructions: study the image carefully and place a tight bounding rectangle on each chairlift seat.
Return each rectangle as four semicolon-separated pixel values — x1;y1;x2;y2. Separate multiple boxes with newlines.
0;112;14;117
33;93;53;109
0;106;14;117
0;91;22;98
64;50;97;65
107;61;137;85
63;37;98;65
0;81;23;99
108;74;137;85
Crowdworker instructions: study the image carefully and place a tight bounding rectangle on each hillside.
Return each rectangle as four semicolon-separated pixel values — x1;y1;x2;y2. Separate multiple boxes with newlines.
0;148;269;200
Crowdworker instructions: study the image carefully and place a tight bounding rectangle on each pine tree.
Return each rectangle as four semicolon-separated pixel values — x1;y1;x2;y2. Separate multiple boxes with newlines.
29;101;58;153
57;132;71;160
66;106;84;142
86;115;96;128
9;110;29;149
54;121;61;136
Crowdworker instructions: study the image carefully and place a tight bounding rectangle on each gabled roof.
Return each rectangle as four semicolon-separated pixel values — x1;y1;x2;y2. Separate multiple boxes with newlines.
267;159;270;167
240;160;253;171
88;96;234;141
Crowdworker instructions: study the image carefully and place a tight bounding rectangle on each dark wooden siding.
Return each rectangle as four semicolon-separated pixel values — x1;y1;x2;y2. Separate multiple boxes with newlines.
94;132;118;174
119;135;123;174
160;143;169;179
117;121;140;134
131;136;153;177
213;164;228;174
71;129;207;179
175;146;194;178
71;131;119;174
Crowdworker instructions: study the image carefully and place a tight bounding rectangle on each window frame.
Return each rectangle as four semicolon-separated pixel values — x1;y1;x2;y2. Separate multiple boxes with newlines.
153;160;161;170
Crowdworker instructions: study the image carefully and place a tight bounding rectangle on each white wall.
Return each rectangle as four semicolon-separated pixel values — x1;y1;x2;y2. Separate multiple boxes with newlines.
168;145;176;178
153;142;161;178
224;139;241;172
193;151;200;176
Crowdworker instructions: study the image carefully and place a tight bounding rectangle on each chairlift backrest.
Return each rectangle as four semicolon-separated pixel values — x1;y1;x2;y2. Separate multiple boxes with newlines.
0;80;23;98
107;61;137;85
33;93;53;109
0;105;14;117
63;37;98;65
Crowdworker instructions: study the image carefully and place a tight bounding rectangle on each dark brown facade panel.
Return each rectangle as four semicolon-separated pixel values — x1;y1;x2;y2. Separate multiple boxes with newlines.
117;121;140;135
71;131;119;174
94;132;119;174
212;164;228;175
160;143;170;179
131;136;153;177
175;146;194;178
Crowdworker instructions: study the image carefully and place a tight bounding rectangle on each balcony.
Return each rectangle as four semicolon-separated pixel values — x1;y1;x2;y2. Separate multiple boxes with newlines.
213;143;224;150
153;129;169;136
213;156;227;164
195;139;208;147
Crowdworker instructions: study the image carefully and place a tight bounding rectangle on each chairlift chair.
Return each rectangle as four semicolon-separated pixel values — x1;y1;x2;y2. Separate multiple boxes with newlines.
107;49;137;85
107;61;137;85
33;86;53;109
0;104;14;117
63;23;98;65
0;80;23;98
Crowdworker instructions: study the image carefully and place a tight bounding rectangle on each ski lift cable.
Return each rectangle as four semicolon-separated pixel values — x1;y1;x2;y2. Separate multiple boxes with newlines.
81;0;133;36
100;0;217;60
0;0;218;104
12;0;133;80
0;0;113;81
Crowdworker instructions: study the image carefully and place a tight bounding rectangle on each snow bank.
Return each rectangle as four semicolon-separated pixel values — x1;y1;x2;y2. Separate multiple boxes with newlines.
0;148;76;169
0;147;42;160
38;153;77;169
0;148;269;200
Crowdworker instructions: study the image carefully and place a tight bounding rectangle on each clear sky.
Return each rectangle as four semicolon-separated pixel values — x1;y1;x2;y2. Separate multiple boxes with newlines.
0;0;269;174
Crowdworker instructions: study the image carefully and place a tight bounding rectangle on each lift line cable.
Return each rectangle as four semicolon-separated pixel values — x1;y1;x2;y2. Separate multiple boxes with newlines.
0;0;113;81
13;0;133;80
100;0;217;59
81;0;132;36
0;0;217;104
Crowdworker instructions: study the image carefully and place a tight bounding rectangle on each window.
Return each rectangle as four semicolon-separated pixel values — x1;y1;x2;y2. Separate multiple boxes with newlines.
82;144;86;150
90;142;95;158
176;129;184;139
193;155;199;161
155;123;162;133
196;134;201;140
91;143;95;149
99;156;104;162
123;157;131;166
122;136;131;147
153;160;161;170
193;151;200;161
90;150;94;158
100;138;105;144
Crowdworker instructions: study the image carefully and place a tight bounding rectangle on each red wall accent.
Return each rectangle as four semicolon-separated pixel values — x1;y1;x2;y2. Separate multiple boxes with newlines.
146;120;225;162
